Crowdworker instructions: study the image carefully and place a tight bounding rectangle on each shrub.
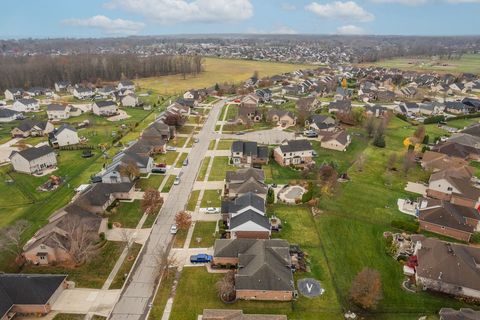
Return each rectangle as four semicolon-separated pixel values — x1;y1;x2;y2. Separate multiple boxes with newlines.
391;220;419;233
267;188;275;205
422;135;429;145
99;232;105;241
471;232;480;244
396;114;408;122
302;186;313;203
107;222;113;229
423;115;445;124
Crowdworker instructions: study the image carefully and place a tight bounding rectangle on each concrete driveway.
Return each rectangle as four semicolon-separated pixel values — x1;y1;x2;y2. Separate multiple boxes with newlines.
52;288;121;316
108;110;130;122
170;247;214;268
221;128;297;145
192;181;224;191
106;228;151;245
0;138;21;164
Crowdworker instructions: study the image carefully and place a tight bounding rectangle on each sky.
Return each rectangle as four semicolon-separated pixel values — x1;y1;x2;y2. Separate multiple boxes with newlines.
1;0;480;39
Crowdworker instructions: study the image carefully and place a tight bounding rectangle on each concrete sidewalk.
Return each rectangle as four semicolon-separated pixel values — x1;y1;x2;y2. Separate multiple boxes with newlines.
192;180;224;190
53;288;121;316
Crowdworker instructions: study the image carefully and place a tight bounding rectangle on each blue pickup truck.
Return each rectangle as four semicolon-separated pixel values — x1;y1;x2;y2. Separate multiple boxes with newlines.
190;254;213;264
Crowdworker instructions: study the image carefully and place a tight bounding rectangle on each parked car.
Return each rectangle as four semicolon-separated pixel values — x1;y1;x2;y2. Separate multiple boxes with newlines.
304;130;318;138
183;158;189;166
90;176;102;183
155;163;166;168
170;224;178;234
166;146;177;151
206;207;218;213
193;137;199;143
82;150;94;158
174;176;180;185
190;254;213;264
152;167;167;174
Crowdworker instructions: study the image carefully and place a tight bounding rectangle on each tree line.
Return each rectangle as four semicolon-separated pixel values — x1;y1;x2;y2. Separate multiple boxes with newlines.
0;54;203;90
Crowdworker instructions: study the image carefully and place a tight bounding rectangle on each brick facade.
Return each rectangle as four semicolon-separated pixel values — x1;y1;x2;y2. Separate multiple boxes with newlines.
419;221;472;242
236;289;293;301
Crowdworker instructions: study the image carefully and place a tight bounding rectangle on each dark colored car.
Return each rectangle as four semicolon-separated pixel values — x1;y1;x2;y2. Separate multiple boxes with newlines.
91;176;102;183
190;254;213;264
82;150;94;158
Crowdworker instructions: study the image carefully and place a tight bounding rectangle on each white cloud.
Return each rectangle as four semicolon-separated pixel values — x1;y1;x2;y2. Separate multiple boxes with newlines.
336;25;366;34
63;15;145;35
306;1;374;22
370;0;480;5
105;0;253;24
281;3;297;11
369;0;429;5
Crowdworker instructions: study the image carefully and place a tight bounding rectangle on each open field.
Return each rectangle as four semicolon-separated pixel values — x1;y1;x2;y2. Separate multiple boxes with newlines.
189;221;218;248
135;57;312;95
358;54;480;74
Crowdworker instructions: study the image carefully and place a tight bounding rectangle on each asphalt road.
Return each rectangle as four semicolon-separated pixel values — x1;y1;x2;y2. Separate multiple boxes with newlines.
109;99;225;320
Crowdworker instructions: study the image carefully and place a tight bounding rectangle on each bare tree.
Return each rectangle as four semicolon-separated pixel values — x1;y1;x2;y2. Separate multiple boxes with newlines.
141;188;163;215
364;116;376;138
153;248;178;281
387;153;397;171
164;113;186;127
402;151;416;176
349;268;383;310
0;220;30;265
413;125;426;144
54;219;100;266
216;270;236;302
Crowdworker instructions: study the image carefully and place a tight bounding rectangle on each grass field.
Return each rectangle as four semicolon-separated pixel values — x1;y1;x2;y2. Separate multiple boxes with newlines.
208;157;233;181
105;201;143;228
135;58;312;95
359;54;480;74
196;157;211;181
200;190;221;207
189;221;218;248
136;174;165;190
187;190;200;211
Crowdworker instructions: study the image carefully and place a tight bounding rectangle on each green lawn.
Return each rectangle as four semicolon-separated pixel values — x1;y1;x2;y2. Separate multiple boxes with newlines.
162;175;177;193
110;243;142;289
176;153;189;168
216;140;234;150
189;221;218;248
225;104;238;121
148;269;177;320
105;201;143;228
196;157;211;181
154;152;179;166
22;241;124;288
208;140;216;150
177;125;195;134
208;157;233;181
221;122;274;134
143;213;158;228
173;229;188;248
200;190;221;208
187;190;200;211
169;136;187;148
53;314;85;320
136;174;165;190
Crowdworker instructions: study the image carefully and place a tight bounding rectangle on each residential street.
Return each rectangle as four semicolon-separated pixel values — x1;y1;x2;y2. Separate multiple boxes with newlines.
109;99;225;320
221;128;296;145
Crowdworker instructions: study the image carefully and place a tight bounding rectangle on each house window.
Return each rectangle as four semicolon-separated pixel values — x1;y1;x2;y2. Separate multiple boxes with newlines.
447;187;452;191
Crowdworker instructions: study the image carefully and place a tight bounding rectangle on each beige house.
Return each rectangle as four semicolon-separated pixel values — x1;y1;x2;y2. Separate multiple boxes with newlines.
266;109;296;127
49;125;80;147
121;94;139;107
273;140;314;167
10;145;57;175
319;130;351;151
11;121;54;138
46;104;74;120
92;100;118;116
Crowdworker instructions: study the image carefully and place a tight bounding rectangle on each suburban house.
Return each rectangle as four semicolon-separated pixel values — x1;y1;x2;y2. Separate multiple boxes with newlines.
93;100;118;116
432;141;480;161
266;109;296;128
142;121;174;146
200;309;287;320
23;204;107;265
49;125;80;147
117;80;135;91
4;88;24;101
121;93;139;107
296;97;319;112
11;120;54;138
256;88;272;102
305;114;336;132
213;239;295;301
411;235;480;299
0;274;67;319
222;192;271;239
224;168;268;200
12;98;39;112
237;105;262;124
46;104;80;120
418;200;480;242
73;86;94;100
328;100;352;114
439;308;480;320
319;130;351;152
10;145;57;175
364;104;388;118
445;102;472;115
99;147;153;184
74;182;135;214
97;86;116;98
426;168;480;208
273;140;314;167
0;109;20;122
231;141;269;167
240;94;260;109
54;81;71;92
420;151;469;172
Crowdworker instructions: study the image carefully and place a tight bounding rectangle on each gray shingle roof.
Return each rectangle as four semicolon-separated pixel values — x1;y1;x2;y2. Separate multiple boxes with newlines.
95;100;117;108
0;109;19;118
279;140;313;153
230;209;270;230
11;145;55;162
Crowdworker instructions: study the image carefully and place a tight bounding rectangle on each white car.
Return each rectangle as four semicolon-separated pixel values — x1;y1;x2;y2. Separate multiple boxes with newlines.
174;177;180;185
166;146;177;151
206;207;218;213
170;224;178;234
